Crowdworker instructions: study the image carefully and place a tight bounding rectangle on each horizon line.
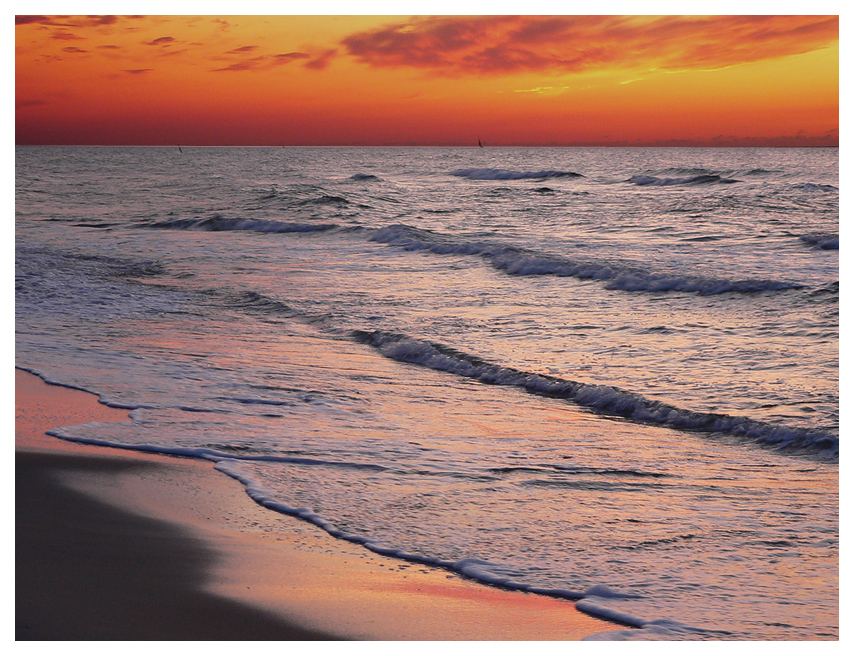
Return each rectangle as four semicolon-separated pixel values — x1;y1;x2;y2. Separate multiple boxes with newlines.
14;142;841;149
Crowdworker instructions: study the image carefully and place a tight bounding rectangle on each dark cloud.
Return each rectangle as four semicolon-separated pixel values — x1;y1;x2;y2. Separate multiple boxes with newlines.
61;46;88;54
16;16;49;25
97;44;121;50
341;15;839;76
123;68;153;74
17;15;124;28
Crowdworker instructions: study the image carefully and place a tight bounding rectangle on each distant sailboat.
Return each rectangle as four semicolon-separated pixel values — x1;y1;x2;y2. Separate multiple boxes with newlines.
478;137;483;148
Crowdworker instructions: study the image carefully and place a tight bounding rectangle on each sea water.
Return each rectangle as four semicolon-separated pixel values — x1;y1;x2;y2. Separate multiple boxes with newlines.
15;146;838;639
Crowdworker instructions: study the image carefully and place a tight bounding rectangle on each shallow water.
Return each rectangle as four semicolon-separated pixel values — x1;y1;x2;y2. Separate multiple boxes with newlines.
15;146;838;639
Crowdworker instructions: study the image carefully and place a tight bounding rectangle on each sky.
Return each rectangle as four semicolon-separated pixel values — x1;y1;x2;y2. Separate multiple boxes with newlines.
14;11;839;146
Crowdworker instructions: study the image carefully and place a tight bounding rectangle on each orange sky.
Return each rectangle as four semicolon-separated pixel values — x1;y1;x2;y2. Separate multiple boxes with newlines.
15;14;839;146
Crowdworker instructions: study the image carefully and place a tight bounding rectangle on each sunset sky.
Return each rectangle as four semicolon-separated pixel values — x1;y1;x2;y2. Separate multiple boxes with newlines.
15;11;839;146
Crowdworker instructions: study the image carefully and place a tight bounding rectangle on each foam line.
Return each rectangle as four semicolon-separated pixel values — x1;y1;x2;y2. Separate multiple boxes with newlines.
369;224;804;296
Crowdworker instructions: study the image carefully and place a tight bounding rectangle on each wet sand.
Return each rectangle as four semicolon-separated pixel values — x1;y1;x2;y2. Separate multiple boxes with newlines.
15;368;618;640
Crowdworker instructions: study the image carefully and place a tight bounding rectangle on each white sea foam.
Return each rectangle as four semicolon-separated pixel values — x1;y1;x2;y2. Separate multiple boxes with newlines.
370;224;804;295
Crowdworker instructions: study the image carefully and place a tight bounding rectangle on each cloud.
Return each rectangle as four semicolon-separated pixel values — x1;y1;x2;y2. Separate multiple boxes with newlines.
513;85;570;95
16;16;49;25
304;48;337;70
123;68;153;75
16;15;121;28
226;45;258;54
83;15;118;26
51;32;85;41
144;36;175;46
61;47;88;54
213;52;310;72
274;52;310;64
341;15;838;76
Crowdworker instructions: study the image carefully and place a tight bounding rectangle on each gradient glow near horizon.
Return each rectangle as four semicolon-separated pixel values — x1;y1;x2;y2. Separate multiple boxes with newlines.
15;14;839;146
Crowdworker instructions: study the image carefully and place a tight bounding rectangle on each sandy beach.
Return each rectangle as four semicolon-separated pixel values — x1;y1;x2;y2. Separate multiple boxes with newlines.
15;368;618;640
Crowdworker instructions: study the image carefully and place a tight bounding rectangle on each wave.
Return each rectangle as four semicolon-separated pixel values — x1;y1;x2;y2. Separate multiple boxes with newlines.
369;224;804;296
628;174;738;186
799;233;838;250
350;330;838;459
296;194;350;206
21;248;166;279
211;458;647;606
743;168;781;176
223;290;298;318
349;173;380;181
137;219;806;297
809;280;838;298
793;182;837;193
451;168;583;181
17;363;794;637
490;464;668;479
145;215;339;233
28;372;638;616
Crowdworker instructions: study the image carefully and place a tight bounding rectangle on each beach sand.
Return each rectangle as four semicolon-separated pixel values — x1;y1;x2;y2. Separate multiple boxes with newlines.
15;368;618;640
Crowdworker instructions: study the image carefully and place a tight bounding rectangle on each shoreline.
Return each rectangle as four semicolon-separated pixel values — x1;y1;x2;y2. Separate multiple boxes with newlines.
15;368;619;640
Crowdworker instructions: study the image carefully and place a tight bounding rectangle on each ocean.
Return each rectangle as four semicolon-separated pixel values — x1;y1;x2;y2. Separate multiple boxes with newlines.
15;146;838;640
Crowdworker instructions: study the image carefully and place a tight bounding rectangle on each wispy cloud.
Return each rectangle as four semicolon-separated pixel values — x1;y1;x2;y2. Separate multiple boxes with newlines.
340;15;838;76
212;51;310;72
226;45;258;54
304;48;337;71
51;32;85;41
513;86;570;95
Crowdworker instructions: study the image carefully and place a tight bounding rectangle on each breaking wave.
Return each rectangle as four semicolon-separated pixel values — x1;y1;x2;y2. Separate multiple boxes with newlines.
369;224;803;296
350;330;838;459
